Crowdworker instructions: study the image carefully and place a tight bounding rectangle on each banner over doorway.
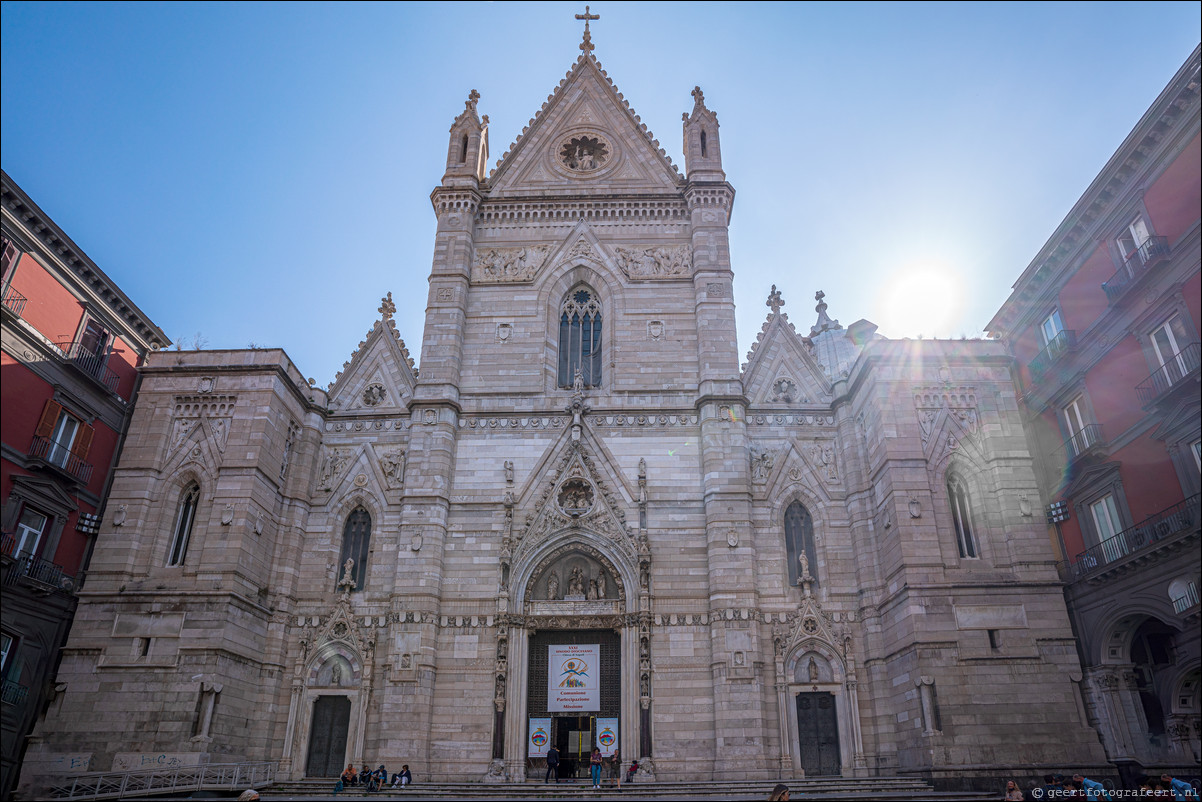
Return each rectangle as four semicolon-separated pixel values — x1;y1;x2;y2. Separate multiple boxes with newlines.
548;644;600;712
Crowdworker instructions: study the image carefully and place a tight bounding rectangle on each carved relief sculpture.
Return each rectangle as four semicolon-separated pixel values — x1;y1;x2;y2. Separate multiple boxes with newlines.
319;448;351;491
749;443;774;482
613;245;692;278
380;448;406;488
560;136;609;172
568;566;586;597
546;570;560;600
473;244;553;282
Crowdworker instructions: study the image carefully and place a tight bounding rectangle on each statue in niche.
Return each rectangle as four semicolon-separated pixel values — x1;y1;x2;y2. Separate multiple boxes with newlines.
807;656;819;683
319;449;350;491
338;558;357;592
596;568;607;598
504;460;514;484
799;551;811;580
568;566;586;597
331;661;343;686
750;443;774;482
587;579;599;600
546;570;560;600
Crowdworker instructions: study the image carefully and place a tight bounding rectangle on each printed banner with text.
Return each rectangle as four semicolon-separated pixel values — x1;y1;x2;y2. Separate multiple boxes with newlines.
548;644;600;712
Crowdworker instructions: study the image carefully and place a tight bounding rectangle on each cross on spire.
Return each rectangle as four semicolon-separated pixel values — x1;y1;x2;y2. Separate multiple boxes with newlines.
576;5;599;52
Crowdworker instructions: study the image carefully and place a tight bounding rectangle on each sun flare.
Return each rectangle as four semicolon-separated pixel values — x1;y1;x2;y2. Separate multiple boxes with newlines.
877;264;962;338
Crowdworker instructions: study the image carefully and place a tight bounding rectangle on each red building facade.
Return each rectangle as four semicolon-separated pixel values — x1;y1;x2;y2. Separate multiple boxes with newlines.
0;171;168;796
988;47;1200;783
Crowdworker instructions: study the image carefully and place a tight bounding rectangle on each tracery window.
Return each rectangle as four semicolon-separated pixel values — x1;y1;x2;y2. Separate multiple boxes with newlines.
167;483;200;566
558;288;602;388
337;507;372;592
947;474;978;559
784;501;817;586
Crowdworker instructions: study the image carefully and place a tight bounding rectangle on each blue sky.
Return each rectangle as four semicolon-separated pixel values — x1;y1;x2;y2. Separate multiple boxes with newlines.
3;2;1199;384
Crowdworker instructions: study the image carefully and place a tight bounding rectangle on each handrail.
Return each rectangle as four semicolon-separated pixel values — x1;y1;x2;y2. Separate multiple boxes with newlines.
1063;494;1199;581
2;285;26;316
1029;330;1077;380
3;551;78;594
1059;423;1104;461
1101;236;1169;301
57;341;121;393
28;434;94;484
46;760;277;800
1134;342;1201;405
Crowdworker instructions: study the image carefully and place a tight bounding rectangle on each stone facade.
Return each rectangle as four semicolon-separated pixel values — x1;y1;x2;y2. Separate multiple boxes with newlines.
22;39;1106;790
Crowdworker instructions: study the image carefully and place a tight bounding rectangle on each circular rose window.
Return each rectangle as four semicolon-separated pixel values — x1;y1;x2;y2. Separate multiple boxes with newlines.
560;136;609;173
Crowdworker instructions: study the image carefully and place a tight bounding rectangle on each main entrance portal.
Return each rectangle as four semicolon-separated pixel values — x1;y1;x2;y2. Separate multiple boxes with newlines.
305;695;350;777
528;629;620;777
796;692;841;776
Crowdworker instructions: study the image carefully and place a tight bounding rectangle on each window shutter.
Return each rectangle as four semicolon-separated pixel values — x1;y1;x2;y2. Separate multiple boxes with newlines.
35;400;64;438
70;423;95;460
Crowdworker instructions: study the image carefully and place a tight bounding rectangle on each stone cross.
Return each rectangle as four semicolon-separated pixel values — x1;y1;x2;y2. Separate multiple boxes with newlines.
379;292;395;321
767;284;784;314
576;6;599;52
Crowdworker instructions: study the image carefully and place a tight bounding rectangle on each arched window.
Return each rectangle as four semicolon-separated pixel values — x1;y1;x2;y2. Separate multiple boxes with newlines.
460;134;469;164
700;129;708;158
167;483;200;566
785;501;817;586
947;474;978;559
337;507;372;592
558;288;602;388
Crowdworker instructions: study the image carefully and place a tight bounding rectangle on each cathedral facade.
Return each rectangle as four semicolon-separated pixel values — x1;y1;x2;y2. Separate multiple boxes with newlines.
22;38;1107;789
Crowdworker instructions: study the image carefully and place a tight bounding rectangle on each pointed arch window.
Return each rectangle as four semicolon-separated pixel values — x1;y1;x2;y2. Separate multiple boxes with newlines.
337;507;372;592
947;474;978;559
558;288;602;388
167;483;200;566
785;501;817;586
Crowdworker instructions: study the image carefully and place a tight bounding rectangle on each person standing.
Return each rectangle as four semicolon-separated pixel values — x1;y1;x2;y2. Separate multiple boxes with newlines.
590;747;603;789
1162;774;1197;801
545;745;559;784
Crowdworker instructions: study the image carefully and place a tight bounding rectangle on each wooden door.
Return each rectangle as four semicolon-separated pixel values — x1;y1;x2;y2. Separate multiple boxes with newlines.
796;692;841;776
305;696;350;777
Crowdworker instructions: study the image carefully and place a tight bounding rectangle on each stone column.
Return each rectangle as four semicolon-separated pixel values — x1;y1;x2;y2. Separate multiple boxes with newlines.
773;649;792;775
504;626;530;781
916;676;940;736
281;682;304;778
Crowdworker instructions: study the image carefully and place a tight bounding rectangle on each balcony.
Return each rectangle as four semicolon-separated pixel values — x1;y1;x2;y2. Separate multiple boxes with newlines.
1101;236;1170;302
57;340;120;393
1172;583;1200;614
1029;330;1077;382
27;434;94;485
1134;342;1201;405
1;678;29;708
1059;423;1106;463
1062;494;1200;583
1;546;78;595
2;285;26;317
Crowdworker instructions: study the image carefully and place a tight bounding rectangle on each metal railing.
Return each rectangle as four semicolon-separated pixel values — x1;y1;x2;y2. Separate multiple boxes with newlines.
1134;342;1201;405
2;285;27;316
3;550;78;594
28;434;94;484
46;760;277;800
1060;423;1105;461
1065;494;1199;581
1029;330;1077;381
1102;236;1170;301
1172;583;1200;614
1;678;29;707
57;341;121;393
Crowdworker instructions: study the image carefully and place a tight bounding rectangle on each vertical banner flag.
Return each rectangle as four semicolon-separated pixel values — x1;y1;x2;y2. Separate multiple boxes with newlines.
548;644;600;712
595;717;619;756
528;717;552;757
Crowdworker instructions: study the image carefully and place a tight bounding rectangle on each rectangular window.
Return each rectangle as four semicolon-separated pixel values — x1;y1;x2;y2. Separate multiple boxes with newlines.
1149;314;1191;385
1192;439;1200;472
1;236;18;285
1062;396;1095;455
1090;494;1126;564
14;507;49;558
78;318;111;359
1116;216;1151;263
1039;309;1065;346
32;400;94;476
0;632;12;675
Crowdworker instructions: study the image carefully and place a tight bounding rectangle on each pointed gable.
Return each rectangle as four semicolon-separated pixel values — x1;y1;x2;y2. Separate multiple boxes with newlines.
487;54;683;196
327;293;417;412
743;287;833;409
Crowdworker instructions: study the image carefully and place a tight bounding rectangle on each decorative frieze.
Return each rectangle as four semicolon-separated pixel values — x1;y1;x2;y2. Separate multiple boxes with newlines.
612;244;691;279
472;245;553;283
746;413;835;427
324;419;406;433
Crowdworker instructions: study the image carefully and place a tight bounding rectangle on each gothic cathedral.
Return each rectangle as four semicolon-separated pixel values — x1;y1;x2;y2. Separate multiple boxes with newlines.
22;27;1107;789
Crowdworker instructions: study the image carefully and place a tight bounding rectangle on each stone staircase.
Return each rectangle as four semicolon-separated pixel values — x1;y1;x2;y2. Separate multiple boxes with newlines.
265;776;1000;800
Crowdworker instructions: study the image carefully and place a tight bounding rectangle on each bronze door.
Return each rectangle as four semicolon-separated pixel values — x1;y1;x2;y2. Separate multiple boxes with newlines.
306;695;351;777
796;692;841;776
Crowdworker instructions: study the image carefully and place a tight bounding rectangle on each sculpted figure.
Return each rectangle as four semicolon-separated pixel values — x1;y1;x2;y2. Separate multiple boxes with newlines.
569;566;586;597
587;579;599;600
331;661;342;686
808;656;819;683
381;448;405;488
596;568;607;598
546;570;560;600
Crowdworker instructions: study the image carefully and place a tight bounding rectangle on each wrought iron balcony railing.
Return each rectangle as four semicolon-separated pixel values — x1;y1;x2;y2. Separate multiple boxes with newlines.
1;678;29;707
2;550;78;594
2;285;27;317
1134;342;1201;405
57;341;120;393
1101;236;1170;302
1059;423;1105;461
1029;330;1077;382
1064;494;1199;582
1172;583;1200;614
28;434;94;484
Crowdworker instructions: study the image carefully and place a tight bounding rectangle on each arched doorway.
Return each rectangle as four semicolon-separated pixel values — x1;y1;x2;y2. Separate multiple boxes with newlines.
501;536;642;782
